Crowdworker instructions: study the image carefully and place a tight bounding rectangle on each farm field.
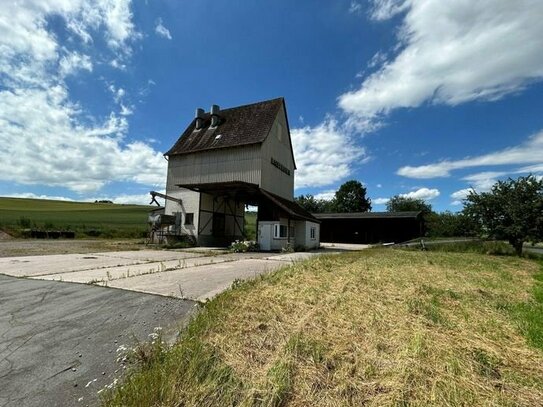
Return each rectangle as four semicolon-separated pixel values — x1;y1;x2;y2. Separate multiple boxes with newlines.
104;248;543;406
0;197;258;243
0;197;153;238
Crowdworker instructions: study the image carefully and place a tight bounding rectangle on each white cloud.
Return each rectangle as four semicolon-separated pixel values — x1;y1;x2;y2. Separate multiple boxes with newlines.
108;84;134;116
0;0;166;194
400;187;440;201
461;171;507;190
373;197;389;205
120;103;133;116
376;183;382;188
108;84;125;102
3;192;161;206
59;51;93;77
2;192;75;202
367;51;387;69
105;1;138;48
291;118;367;189
314;190;336;201
397;130;543;179
349;1;363;15
92;193;158;205
369;0;409;21
0;86;167;192
155;18;172;40
450;188;475;206
110;58;127;70
339;0;543;131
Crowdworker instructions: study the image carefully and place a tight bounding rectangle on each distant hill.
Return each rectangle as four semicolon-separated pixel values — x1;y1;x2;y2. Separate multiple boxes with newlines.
0;197;153;238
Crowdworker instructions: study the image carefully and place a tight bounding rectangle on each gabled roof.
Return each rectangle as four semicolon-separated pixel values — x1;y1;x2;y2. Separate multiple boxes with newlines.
165;97;285;157
313;211;422;220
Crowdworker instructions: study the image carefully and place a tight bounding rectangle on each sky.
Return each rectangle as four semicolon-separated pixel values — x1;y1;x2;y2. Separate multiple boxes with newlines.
1;0;542;211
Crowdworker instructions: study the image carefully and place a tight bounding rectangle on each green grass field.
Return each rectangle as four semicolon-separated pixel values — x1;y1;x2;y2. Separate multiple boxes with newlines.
244;211;257;240
0;197;153;238
0;197;259;240
103;248;543;406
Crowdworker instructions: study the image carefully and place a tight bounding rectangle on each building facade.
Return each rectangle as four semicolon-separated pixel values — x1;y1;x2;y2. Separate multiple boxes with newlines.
161;98;319;250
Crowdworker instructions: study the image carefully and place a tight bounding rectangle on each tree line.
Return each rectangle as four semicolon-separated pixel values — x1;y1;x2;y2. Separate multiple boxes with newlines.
296;176;543;256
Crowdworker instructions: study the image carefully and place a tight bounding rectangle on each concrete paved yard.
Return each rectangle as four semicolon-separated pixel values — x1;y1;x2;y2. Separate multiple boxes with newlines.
0;275;196;407
0;249;327;301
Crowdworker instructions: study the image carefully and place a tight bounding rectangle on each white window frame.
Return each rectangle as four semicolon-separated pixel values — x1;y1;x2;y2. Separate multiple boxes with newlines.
310;226;316;240
273;224;288;239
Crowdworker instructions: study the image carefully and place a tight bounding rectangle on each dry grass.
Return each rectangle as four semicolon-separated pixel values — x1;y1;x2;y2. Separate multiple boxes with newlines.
103;249;543;406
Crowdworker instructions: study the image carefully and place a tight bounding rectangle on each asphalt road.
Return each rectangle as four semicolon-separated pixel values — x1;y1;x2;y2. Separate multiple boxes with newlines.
0;275;196;407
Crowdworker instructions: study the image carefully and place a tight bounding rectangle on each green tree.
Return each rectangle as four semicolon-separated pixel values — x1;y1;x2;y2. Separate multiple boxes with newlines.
463;175;543;256
426;211;479;237
386;195;432;215
294;194;332;213
333;180;371;213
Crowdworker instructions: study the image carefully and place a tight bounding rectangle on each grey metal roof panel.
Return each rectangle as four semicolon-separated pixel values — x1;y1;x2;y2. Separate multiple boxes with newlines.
260;189;320;223
312;211;422;219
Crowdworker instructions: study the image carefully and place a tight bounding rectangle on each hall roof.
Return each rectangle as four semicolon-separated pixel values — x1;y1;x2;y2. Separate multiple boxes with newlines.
313;211;422;219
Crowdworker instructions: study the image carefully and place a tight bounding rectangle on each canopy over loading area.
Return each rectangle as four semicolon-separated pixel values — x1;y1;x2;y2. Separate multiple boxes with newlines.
177;181;319;249
178;181;316;222
314;211;424;244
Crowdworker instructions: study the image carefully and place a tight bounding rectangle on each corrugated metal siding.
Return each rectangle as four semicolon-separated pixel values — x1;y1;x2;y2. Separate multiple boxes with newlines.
167;145;262;186
260;109;295;200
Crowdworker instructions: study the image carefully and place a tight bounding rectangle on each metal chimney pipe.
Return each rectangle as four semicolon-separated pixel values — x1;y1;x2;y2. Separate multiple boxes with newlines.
195;108;205;130
210;104;220;127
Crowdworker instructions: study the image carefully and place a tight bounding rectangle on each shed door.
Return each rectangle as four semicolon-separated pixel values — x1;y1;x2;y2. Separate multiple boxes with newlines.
258;223;271;251
212;213;225;237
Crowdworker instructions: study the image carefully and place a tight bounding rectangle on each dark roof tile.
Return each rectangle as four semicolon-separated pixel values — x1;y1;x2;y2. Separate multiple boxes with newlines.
165;98;284;156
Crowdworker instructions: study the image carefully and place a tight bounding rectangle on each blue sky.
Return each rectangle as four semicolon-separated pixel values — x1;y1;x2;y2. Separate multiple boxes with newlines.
1;0;542;211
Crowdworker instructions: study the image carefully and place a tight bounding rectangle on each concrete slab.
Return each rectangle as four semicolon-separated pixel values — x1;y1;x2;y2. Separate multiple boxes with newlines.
320;242;372;251
0;250;205;277
32;254;241;284
264;251;337;262
0;275;196;407
104;258;291;301
91;250;205;262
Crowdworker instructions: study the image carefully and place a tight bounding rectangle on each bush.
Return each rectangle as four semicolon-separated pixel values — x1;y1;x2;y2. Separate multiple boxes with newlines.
84;229;103;237
18;216;32;228
426;211;479;238
229;240;259;253
162;235;196;249
405;240;543;259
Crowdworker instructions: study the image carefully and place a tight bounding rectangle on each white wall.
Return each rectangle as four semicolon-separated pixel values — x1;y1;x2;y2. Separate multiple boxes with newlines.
258;219;291;251
258;219;319;251
163;187;200;239
304;221;320;250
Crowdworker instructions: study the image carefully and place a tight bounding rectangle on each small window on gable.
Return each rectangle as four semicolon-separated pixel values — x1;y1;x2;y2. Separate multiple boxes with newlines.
277;124;283;142
310;227;316;240
274;224;288;239
184;213;194;226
